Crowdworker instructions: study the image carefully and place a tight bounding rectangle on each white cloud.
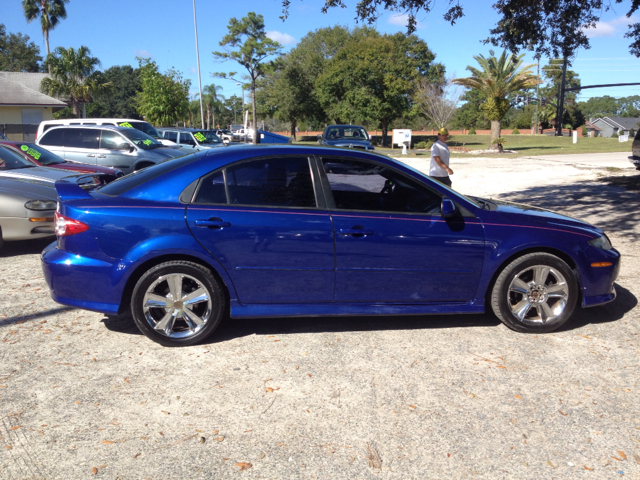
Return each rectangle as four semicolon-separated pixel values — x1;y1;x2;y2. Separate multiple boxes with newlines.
133;49;152;57
583;15;639;38
388;13;423;28
188;67;197;74
266;31;296;45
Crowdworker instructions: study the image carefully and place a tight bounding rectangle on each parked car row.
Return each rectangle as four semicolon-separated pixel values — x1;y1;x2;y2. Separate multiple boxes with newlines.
157;128;226;154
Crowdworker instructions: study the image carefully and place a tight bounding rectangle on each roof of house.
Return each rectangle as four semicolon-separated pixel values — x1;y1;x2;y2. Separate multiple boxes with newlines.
0;72;67;107
585;121;601;130
591;116;640;130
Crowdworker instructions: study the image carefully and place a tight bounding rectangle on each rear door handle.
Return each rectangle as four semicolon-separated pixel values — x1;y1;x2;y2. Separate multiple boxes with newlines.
339;226;374;237
86;154;95;158
96;154;106;158
195;218;231;229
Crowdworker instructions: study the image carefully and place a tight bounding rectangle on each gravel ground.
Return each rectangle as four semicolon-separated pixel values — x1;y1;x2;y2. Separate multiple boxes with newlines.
1;154;639;479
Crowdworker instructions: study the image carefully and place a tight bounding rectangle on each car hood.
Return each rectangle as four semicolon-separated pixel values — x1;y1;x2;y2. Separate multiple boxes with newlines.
54;162;122;175
325;139;373;148
483;198;602;236
0;166;78;183
0;175;58;201
150;148;185;159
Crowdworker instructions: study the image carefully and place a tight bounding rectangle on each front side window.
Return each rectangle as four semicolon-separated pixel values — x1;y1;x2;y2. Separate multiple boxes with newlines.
321;157;442;214
180;133;196;146
100;130;130;150
194;157;316;208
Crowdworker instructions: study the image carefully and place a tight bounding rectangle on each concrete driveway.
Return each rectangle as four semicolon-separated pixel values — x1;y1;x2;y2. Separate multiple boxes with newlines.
1;153;639;479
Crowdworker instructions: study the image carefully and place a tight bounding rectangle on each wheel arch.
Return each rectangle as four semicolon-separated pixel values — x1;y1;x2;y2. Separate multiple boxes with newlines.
483;246;581;306
118;253;232;315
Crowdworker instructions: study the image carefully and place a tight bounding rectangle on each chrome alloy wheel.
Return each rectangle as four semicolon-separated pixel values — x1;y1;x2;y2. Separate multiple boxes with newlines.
142;273;212;338
507;265;569;325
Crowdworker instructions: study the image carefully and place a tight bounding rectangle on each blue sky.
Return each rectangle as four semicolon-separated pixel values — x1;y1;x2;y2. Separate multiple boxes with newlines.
3;0;640;102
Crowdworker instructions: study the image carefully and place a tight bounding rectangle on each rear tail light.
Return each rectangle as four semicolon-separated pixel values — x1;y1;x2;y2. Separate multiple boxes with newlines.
54;212;89;236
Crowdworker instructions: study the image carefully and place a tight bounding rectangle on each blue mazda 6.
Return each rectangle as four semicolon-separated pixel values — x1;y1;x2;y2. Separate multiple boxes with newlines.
42;145;620;346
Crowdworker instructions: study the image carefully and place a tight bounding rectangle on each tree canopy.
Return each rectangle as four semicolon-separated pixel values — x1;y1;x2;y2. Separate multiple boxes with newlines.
23;0;69;57
281;0;640;58
0;24;43;72
213;12;282;143
41;45;111;118
135;58;190;126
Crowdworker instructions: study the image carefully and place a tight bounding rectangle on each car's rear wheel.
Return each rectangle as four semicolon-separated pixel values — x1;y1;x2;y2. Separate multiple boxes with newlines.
491;253;578;333
131;261;225;346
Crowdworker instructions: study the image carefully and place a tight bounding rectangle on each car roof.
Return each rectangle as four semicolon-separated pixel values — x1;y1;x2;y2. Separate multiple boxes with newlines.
43;125;133;132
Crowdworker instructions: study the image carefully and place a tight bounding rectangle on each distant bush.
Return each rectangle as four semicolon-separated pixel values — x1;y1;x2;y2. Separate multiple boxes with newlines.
581;125;587;136
612;132;618;138
468;128;476;134
630;128;636;137
512;128;520;135
416;140;434;149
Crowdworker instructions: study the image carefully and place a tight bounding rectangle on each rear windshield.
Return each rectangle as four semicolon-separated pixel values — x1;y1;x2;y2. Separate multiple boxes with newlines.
97;155;200;196
193;131;223;145
117;121;161;139
12;143;65;165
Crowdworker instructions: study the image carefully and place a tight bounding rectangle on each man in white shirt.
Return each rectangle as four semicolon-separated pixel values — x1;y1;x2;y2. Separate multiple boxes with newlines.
429;127;453;187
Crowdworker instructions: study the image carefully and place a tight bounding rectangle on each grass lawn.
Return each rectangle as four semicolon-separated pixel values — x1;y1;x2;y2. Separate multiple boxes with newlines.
292;135;634;158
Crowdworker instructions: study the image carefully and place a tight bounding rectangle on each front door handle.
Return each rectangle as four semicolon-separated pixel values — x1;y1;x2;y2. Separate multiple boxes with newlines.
194;218;231;229
86;154;95;158
339;225;374;237
96;154;106;158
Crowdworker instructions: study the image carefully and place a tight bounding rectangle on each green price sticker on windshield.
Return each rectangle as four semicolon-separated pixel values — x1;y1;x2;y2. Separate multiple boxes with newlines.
21;145;41;160
143;139;152;145
194;133;206;142
119;122;133;128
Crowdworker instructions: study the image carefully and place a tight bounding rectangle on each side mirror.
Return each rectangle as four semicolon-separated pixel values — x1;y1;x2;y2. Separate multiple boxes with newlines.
128;145;136;152
441;199;456;218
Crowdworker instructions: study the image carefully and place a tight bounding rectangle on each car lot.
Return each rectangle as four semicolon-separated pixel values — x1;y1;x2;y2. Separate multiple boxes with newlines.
1;153;639;479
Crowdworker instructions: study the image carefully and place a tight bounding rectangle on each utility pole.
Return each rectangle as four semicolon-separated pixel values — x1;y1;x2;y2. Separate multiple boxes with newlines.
193;0;205;130
533;61;539;134
555;57;568;137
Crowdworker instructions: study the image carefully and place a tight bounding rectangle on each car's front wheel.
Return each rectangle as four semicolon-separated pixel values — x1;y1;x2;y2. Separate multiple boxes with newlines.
491;253;578;333
131;261;225;346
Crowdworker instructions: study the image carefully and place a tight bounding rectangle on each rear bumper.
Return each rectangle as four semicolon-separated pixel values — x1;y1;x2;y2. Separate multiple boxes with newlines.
629;155;640;168
41;243;122;315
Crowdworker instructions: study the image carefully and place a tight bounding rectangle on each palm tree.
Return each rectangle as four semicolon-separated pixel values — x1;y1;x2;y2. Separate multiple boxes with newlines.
453;50;539;148
41;46;111;118
23;0;70;58
199;84;224;130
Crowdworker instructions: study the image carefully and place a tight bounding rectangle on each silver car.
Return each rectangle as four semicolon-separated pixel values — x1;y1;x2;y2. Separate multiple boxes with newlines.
36;126;184;174
157;128;227;154
0;145;65;248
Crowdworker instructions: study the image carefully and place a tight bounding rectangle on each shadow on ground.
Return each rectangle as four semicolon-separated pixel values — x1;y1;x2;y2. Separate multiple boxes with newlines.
101;283;634;344
495;174;640;241
0;237;53;258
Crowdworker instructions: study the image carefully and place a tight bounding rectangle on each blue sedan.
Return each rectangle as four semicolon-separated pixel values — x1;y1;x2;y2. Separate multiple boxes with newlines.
42;145;620;346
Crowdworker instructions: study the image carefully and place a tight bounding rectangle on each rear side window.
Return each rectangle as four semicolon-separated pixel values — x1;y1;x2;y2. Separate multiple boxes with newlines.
194;157;316;208
163;131;178;142
39;128;65;146
65;129;99;149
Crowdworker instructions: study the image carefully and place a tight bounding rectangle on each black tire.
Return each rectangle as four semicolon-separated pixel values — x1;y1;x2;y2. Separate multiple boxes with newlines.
131;261;225;346
491;252;578;333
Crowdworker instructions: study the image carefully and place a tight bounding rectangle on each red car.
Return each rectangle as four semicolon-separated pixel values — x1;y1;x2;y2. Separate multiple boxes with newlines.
0;140;124;177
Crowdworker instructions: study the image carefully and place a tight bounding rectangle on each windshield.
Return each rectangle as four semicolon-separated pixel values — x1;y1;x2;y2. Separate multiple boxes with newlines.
193;131;222;145
325;126;369;140
13;143;64;166
0;146;36;169
119;129;164;150
118;121;161;139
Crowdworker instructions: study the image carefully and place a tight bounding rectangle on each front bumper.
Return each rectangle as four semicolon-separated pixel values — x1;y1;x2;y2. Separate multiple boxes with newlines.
581;247;621;308
1;216;54;241
629;155;640;169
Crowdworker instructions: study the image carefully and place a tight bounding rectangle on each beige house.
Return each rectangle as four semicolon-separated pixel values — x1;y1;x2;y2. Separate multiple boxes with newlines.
0;72;67;141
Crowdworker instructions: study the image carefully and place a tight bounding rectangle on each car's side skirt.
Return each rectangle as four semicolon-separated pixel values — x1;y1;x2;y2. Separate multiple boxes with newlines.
230;301;485;319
